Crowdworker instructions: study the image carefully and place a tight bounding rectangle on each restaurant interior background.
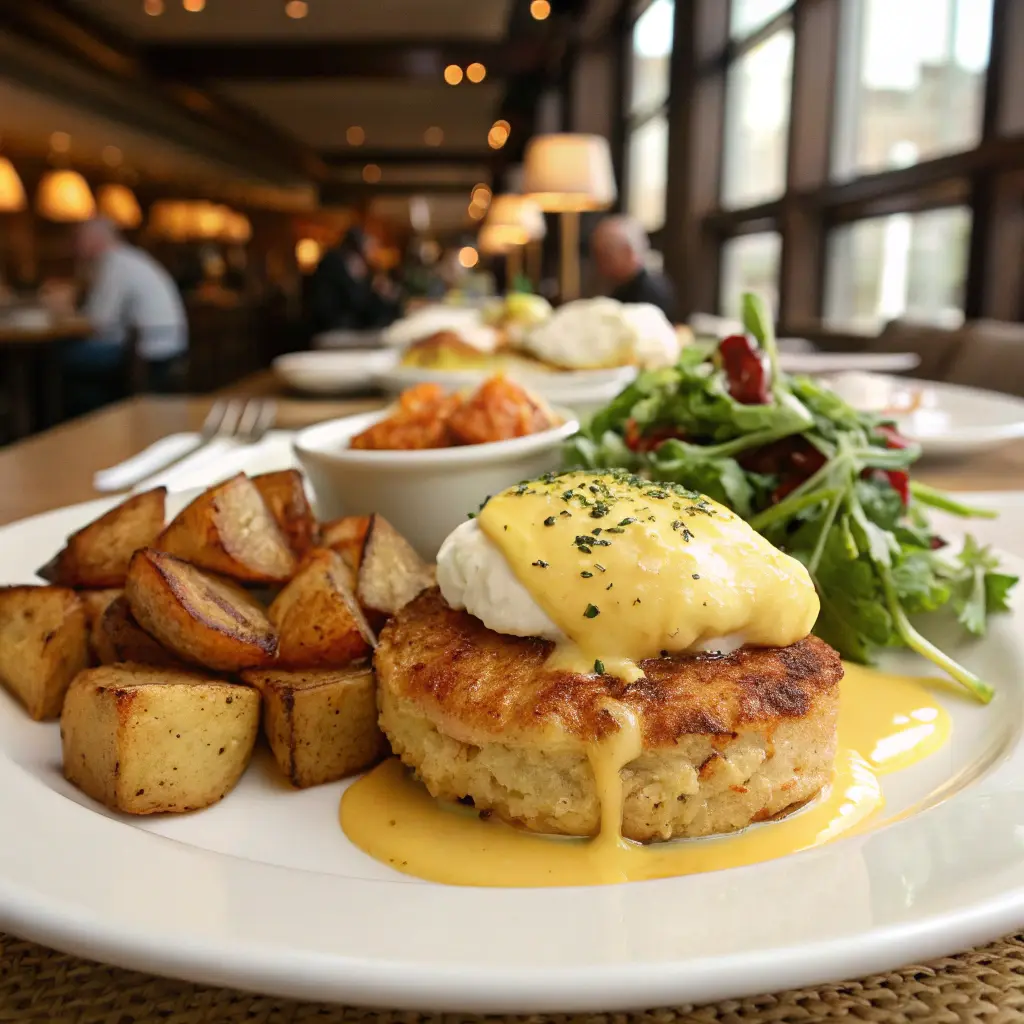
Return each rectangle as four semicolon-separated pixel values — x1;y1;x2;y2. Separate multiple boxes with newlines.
0;0;1022;444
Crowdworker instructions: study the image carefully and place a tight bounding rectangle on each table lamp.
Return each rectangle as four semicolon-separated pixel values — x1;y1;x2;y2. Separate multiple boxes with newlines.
97;183;142;230
522;133;616;302
482;194;546;285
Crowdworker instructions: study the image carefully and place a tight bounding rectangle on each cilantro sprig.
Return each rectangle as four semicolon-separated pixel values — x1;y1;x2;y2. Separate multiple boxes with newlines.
564;292;1016;702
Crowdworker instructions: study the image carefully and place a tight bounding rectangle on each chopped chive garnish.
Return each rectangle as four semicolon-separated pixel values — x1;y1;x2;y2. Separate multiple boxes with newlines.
584;604;600;618
594;563;606;572
532;559;549;568
692;573;700;580
580;571;593;578
594;659;605;675
543;516;556;526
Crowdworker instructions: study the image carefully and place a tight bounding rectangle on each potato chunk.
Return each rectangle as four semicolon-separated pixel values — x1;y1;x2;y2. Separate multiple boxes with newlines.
269;549;374;668
0;586;89;720
241;665;383;788
92;595;183;668
356;514;435;619
126;548;277;671
319;514;371;573
155;474;296;583
61;664;260;814
38;488;166;588
252;470;317;557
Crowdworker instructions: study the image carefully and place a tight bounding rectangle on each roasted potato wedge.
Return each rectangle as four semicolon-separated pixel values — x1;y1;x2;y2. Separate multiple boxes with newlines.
268;549;374;668
242;664;383;788
38;488;166;588
61;663;260;814
252;470;317;557
80;589;123;633
92;595;183;668
126;548;277;671
319;514;371;573
356;514;436;619
155;474;296;583
0;586;89;720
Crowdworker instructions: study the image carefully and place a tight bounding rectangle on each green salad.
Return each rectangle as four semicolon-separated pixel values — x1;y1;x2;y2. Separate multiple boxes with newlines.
565;292;1016;702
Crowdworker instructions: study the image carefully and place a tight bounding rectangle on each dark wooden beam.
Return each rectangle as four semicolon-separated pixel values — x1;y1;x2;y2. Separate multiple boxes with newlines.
144;39;545;82
321;149;494;167
0;0;324;181
320;181;477;203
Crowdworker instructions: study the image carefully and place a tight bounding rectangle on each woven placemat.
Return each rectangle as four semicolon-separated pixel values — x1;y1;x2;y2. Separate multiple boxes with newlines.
3;932;1024;1024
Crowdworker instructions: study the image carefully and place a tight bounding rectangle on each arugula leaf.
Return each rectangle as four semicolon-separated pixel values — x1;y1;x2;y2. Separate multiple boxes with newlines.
649;442;757;517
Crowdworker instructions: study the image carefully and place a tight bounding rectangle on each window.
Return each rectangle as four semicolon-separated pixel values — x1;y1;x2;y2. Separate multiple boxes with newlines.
833;0;995;179
720;232;782;320
730;0;791;39
625;0;674;232
626;114;668;232
630;0;673;116
824;207;972;332
722;29;794;208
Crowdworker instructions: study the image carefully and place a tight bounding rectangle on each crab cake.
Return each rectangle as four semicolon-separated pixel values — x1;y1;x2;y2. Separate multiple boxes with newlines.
376;589;842;843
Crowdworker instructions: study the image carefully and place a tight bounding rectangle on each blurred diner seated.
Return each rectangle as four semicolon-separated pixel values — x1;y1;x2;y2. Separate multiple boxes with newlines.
590;214;677;322
64;217;187;415
308;227;401;336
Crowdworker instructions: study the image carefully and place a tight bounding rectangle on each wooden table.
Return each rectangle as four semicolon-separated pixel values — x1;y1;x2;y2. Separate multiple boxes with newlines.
0;315;93;439
1;389;1023;526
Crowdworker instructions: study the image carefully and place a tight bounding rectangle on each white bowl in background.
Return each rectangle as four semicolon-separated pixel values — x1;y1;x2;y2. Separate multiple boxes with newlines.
273;350;398;395
293;409;579;558
375;364;637;420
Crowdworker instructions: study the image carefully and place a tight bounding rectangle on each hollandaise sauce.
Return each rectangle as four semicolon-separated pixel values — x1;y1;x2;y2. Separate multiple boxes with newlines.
341;663;953;887
476;471;820;682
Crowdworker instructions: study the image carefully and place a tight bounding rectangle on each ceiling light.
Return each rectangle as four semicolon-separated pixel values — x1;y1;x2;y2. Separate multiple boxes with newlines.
0;158;27;213
36;170;96;223
296;238;322;272
468;202;486;221
530;0;551;19
458;245;479;269
487;122;510;150
362;163;382;184
346;125;365;146
471;184;492;206
444;64;464;86
101;145;123;167
424;126;444;147
97;183;142;229
143;0;164;14
182;0;205;12
49;132;71;154
466;62;486;83
285;0;308;17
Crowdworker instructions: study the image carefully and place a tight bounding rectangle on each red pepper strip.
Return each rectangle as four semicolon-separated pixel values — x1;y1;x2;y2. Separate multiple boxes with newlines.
720;334;770;404
872;424;912;505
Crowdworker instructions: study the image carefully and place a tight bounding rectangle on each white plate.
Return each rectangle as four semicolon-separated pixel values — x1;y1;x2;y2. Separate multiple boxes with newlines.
779;352;921;375
1;494;1024;1012
273;350;398;395
824;373;1024;456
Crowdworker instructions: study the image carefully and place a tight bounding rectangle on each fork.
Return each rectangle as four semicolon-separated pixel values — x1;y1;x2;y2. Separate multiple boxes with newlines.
101;398;278;491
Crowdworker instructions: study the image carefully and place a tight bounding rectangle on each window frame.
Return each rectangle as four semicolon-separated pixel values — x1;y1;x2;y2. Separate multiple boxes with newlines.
659;0;1024;336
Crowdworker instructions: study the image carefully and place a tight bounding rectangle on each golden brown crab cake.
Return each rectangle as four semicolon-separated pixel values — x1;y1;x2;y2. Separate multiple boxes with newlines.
375;589;842;843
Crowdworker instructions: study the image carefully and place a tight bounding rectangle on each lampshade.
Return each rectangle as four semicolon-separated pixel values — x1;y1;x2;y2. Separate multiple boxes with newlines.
522;133;616;212
97;183;142;229
36;169;96;222
0;157;26;212
190;201;228;240
484;194;546;246
223;210;253;244
148;199;193;241
295;237;322;271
